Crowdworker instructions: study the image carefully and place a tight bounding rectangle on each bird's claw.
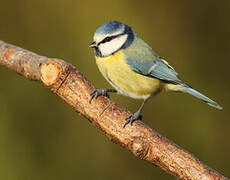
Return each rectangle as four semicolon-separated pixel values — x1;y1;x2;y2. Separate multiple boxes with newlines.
123;112;142;128
89;89;110;103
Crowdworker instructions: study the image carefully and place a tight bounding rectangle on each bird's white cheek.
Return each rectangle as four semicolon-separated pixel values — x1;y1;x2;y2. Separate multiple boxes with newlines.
99;34;128;57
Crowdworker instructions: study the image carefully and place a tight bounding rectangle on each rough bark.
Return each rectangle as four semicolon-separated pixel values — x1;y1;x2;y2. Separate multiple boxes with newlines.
0;40;228;180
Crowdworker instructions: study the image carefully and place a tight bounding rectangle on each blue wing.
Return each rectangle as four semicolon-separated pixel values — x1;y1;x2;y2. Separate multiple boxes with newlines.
126;57;182;84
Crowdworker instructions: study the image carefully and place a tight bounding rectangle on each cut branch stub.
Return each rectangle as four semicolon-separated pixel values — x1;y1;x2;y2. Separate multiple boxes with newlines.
40;59;71;91
40;60;61;86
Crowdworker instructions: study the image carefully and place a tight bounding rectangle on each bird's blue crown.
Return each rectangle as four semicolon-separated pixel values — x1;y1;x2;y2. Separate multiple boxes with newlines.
95;21;125;35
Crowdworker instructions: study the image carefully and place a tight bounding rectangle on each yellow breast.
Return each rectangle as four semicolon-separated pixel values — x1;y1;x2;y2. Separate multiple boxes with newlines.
95;50;162;99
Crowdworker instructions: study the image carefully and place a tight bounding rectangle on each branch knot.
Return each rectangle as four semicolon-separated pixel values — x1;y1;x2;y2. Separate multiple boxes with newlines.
131;137;150;160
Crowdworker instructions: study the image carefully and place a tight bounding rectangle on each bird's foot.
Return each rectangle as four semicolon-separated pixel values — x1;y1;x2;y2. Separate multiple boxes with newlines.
89;89;110;103
123;112;142;128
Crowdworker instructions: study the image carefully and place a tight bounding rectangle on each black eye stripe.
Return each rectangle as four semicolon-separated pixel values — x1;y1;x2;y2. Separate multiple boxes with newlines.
98;33;126;45
102;36;113;43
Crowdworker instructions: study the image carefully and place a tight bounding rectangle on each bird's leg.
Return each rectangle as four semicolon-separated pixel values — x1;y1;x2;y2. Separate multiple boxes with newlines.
89;88;117;103
124;98;149;128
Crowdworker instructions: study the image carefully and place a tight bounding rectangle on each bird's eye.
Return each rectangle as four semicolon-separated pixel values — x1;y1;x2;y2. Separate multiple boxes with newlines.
98;36;114;46
103;36;113;43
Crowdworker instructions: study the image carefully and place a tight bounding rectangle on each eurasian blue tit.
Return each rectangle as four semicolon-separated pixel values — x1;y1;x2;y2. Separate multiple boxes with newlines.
89;21;222;127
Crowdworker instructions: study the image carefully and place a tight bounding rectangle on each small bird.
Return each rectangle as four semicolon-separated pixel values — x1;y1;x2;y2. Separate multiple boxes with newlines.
89;21;222;127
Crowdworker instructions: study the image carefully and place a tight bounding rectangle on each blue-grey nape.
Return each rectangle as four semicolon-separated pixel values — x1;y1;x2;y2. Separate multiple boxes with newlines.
96;21;125;35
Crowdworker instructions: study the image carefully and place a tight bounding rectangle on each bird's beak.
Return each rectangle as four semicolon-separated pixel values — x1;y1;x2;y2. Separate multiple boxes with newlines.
89;41;96;48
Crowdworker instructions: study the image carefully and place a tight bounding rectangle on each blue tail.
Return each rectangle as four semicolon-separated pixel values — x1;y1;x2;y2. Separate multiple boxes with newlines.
183;87;222;110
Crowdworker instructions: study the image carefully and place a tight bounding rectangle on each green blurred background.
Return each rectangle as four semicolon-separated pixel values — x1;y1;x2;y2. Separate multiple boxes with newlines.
0;0;229;179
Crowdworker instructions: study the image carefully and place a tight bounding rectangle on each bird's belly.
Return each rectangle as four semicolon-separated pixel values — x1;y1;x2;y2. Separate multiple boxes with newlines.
96;51;162;99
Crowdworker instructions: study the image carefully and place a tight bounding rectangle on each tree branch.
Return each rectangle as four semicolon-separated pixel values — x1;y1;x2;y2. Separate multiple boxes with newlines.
0;40;228;180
